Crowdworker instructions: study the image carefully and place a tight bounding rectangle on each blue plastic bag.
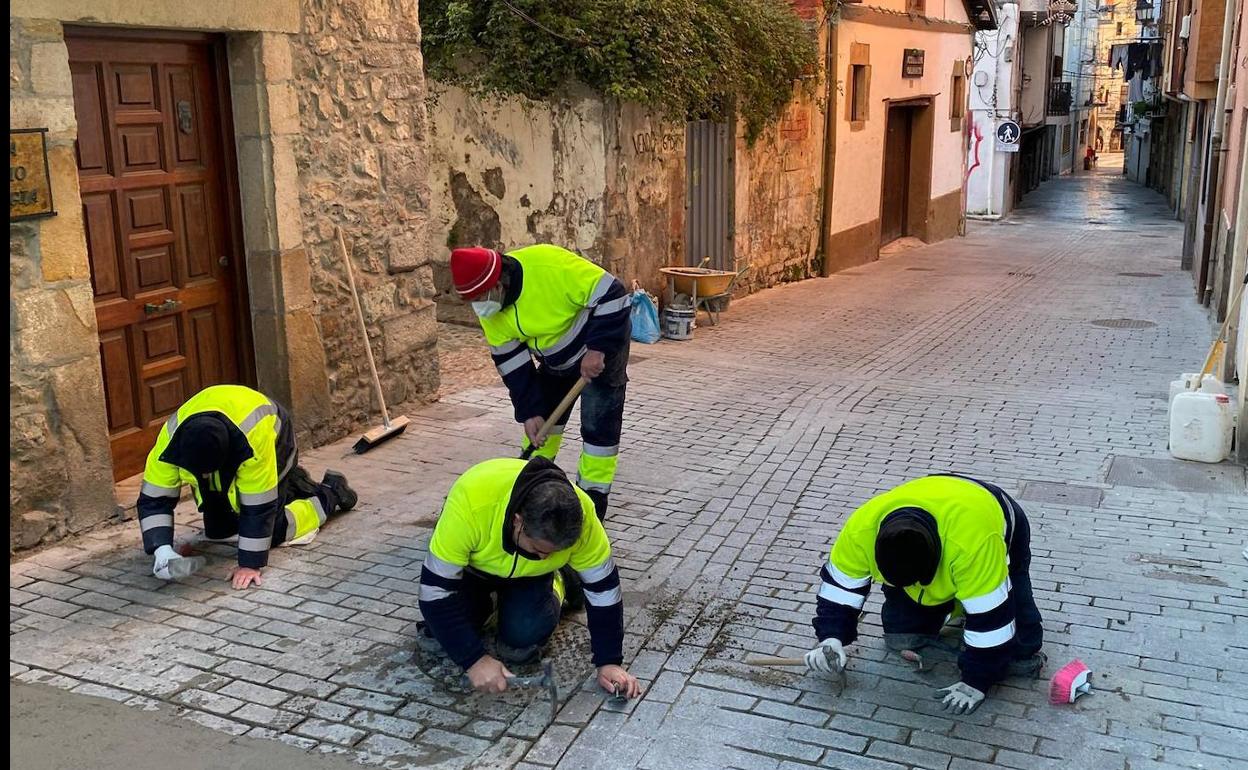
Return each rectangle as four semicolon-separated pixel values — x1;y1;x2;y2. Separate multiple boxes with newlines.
630;287;661;344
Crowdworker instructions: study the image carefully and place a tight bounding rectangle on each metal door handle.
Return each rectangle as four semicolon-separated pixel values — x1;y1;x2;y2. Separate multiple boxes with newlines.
143;299;182;315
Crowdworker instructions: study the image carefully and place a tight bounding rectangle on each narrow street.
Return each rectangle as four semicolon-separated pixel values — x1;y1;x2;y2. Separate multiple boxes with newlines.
11;168;1246;770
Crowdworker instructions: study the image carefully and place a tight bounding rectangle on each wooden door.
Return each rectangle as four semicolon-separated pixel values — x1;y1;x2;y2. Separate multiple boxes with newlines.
881;106;913;245
67;32;249;480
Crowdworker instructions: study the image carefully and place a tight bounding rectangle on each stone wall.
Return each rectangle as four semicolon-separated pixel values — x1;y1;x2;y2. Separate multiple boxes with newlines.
602;103;686;298
734;91;826;293
426;85;611;323
9;18;115;550
425;86;690;316
288;0;438;434
424;81;824;314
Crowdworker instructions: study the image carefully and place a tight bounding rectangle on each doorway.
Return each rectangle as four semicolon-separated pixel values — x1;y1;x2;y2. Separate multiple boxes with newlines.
880;101;934;246
66;29;253;479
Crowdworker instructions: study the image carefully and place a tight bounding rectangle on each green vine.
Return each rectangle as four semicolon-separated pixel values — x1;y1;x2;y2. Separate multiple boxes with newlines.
421;0;821;143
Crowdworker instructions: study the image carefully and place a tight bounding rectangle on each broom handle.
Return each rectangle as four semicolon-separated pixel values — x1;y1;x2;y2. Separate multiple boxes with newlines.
336;227;391;427
1199;276;1248;379
537;378;590;444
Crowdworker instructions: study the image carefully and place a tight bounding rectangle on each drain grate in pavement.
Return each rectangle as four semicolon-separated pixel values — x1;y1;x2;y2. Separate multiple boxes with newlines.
906;267;936;272
1091;318;1157;329
1117;272;1162;278
1008;272;1037;278
1105;455;1247;494
1018;481;1103;508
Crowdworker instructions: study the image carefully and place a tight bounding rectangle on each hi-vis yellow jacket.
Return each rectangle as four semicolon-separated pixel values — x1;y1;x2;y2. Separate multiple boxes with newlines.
481;244;630;421
418;458;623;669
814;475;1020;690
136;385;295;569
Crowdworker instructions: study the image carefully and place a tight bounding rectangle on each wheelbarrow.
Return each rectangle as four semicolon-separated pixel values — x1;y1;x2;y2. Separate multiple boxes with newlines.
659;259;751;326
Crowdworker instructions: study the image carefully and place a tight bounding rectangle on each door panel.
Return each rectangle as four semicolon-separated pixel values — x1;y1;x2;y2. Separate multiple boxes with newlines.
68;32;244;480
685;119;735;270
881;107;913;245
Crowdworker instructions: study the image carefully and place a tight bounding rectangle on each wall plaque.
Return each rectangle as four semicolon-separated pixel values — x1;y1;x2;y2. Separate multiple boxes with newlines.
10;129;56;221
902;49;925;79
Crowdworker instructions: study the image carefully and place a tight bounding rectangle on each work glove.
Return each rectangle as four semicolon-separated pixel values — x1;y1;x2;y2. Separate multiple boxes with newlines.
152;544;204;580
803;638;847;674
933;681;985;715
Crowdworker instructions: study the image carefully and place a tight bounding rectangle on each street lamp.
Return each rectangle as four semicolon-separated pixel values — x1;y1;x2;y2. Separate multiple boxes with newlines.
1134;0;1155;24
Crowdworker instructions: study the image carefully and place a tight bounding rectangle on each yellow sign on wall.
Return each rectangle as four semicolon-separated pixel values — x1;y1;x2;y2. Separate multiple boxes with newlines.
10;129;56;221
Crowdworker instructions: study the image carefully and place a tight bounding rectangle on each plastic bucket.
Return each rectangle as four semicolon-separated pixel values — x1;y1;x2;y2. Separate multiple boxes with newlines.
663;306;695;340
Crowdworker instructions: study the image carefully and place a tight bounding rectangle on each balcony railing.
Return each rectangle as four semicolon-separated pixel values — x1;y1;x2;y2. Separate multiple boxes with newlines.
1047;82;1073;116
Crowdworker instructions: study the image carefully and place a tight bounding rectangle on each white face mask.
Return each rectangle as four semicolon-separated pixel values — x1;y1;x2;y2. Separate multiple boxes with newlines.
471;300;502;318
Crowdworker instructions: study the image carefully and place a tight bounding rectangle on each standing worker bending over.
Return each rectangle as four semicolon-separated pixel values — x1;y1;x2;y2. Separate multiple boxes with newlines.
450;245;631;519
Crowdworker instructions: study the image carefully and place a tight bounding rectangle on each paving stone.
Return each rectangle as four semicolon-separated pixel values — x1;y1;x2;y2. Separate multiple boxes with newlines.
216;680;292;707
232;703;304;731
293;718;366;747
348;709;424;739
329;686;405;713
269;672;339;699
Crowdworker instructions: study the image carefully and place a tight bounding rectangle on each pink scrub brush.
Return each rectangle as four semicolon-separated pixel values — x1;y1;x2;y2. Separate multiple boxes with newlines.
1050;659;1093;704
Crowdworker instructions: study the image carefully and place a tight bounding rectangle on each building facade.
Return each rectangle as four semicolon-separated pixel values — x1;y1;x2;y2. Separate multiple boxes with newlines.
10;1;439;550
823;0;995;269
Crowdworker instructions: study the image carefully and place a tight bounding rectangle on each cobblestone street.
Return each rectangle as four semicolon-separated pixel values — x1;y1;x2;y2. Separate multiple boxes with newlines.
10;168;1247;770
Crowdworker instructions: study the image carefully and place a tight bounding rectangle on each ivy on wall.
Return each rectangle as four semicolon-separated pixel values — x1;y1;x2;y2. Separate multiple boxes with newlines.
421;0;821;143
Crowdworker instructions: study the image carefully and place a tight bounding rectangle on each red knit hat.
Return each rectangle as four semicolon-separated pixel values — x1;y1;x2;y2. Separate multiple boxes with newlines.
450;247;503;300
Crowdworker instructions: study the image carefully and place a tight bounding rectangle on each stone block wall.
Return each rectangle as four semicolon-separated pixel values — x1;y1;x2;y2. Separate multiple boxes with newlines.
9;18;116;550
424;80;822;312
734;91;826;294
288;0;438;434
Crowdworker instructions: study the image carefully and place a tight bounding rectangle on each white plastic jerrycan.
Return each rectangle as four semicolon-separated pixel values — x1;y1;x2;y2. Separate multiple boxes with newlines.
1168;373;1226;403
1169;391;1234;463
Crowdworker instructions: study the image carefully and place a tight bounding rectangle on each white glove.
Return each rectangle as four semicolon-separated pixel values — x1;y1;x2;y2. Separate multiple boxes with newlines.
152;545;204;580
934;681;985;715
804;638;847;674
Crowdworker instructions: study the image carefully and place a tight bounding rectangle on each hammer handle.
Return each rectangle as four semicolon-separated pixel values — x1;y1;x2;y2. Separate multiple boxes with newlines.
745;656;808;667
458;674;549;689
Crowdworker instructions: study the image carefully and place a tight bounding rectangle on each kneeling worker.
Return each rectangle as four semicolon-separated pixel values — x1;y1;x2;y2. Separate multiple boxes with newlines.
137;385;357;589
806;474;1044;714
418;457;641;698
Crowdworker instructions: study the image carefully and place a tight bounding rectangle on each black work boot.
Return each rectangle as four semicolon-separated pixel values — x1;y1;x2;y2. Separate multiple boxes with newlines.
585;490;609;520
1008;651;1047;679
559;565;585;613
321;470;358;513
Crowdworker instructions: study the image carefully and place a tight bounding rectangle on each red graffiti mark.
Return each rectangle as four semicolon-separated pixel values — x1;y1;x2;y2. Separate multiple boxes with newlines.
966;121;983;181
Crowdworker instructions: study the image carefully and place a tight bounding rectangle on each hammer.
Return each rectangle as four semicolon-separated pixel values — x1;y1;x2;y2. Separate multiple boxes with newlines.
745;653;847;688
463;659;559;722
